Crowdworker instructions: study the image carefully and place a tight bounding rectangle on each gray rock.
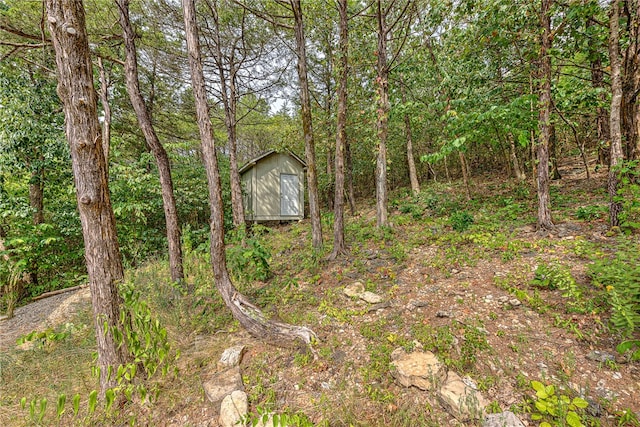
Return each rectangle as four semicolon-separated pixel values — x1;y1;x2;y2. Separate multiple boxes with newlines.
436;311;452;318
360;291;383;304
344;282;365;298
439;371;488;421
218;345;246;369
219;390;248;427
483;411;525;427
391;348;447;391
586;350;615;363
203;366;244;405
509;299;522;307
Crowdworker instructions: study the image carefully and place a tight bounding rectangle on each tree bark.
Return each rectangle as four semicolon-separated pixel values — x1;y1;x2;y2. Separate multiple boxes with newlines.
508;134;526;181
115;0;183;282
375;0;389;228
329;0;348;260
588;19;611;167
27;164;44;286
621;0;640;159
609;0;624;227
182;0;316;348
210;2;245;229
345;137;356;215
45;0;128;393
549;122;562;180
291;0;322;248
97;57;111;166
400;77;420;195
536;0;555;230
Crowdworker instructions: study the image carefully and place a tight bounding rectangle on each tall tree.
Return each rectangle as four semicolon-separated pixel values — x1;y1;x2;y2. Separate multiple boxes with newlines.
182;0;316;346
290;0;323;248
329;0;348;260
374;0;390;228
115;0;184;282
609;0;624;226
621;0;640;159
536;0;555;230
45;0;128;393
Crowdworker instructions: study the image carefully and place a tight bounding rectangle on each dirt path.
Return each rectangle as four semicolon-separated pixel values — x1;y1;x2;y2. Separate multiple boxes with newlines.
0;287;91;350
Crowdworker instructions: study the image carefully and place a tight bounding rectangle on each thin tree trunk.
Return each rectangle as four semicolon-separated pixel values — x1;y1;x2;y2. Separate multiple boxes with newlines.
290;0;322;248
549;122;563;180
329;0;348;260
116;0;183;282
459;151;471;200
27;165;44;285
182;0;316;347
345;137;356;215
508;134;526;180
588;19;611;167
537;0;555;230
97;57;111;166
609;0;624;227
45;0;128;393
210;3;245;228
622;0;640;159
375;0;389;228
400;77;420;195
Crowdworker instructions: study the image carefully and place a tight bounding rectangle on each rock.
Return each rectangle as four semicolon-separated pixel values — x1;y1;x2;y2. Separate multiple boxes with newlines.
436;311;452;318
390;348;447;391
482;411;525;427
203;366;244;405
586;350;615;363
360;291;383;304
217;345;246;369
344;282;365;298
439;371;488;421
219;390;248;427
410;300;430;308
509;299;522;307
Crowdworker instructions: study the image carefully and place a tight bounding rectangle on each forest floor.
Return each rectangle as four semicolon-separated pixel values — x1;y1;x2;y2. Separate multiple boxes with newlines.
1;159;639;426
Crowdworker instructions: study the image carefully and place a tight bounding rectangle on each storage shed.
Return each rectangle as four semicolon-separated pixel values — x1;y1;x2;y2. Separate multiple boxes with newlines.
240;150;306;222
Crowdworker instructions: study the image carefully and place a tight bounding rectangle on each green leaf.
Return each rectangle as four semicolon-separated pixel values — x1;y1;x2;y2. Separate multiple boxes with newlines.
566;410;585;427
532;380;549;399
540;422;552;427
572;397;589;409
57;393;66;418
72;393;80;417
88;390;98;414
105;388;115;412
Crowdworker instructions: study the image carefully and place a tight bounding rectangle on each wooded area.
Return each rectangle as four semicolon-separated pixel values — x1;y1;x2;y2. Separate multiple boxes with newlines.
1;0;640;424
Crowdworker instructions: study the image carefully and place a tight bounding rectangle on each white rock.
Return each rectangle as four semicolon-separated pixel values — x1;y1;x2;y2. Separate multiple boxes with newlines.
360;291;383;304
219;390;248;427
483;411;526;427
344;282;365;298
218;345;246;369
202;366;243;404
391;348;447;391
439;371;488;421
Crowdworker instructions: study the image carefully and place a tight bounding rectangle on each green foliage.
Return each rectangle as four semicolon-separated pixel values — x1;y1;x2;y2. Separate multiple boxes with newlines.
531;262;587;313
529;380;589;427
244;406;320;427
227;226;272;282
589;241;640;337
450;210;474;232
575;205;605;221
614;160;640;232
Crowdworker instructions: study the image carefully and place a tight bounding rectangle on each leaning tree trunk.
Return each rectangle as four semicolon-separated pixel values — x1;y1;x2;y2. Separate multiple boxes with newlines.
329;0;349;260
609;0;624;227
291;0;322;248
375;0;389;228
116;0;184;283
400;77;420;195
182;0;316;347
45;0;129;394
536;0;555;231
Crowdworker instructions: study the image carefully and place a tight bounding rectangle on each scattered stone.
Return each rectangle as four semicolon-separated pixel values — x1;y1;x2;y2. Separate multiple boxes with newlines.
509;299;522;307
451;269;460;274
344;282;365;298
586;350;615;363
410;300;430;308
439;371;488;421
462;376;478;390
497;296;509;304
367;301;391;312
332;349;347;365
436;311;452;318
203;366;243;405
482;411;525;427
612;372;622;380
360;291;383;304
217;345;246;369
391;348;447;391
219;390;248;427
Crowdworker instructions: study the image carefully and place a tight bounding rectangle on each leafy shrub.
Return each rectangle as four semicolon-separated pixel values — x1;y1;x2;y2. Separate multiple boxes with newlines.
227;227;272;282
450;211;474;231
575;205;605;221
532;262;586;312
589;241;640;337
530;380;589;427
614;160;640;232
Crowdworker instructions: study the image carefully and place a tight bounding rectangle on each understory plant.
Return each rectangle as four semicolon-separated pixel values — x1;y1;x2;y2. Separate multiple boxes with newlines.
530;380;589;427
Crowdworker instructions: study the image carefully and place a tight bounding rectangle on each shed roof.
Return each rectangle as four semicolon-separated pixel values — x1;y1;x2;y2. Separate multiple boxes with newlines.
239;150;306;174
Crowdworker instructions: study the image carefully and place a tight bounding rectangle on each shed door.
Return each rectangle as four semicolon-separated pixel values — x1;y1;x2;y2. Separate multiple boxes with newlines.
280;174;299;216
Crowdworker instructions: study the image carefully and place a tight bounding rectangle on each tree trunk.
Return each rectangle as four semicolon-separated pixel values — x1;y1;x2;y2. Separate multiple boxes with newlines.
291;0;322;248
537;0;555;231
181;0;316;347
210;3;245;228
345;137;356;215
609;0;624;227
622;0;640;159
459;151;471;200
588;19;611;167
400;78;420;195
375;0;389;228
97;57;111;166
329;0;348;260
45;0;128;393
116;0;183;282
27;165;44;286
549;123;562;180
508;134;526;180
